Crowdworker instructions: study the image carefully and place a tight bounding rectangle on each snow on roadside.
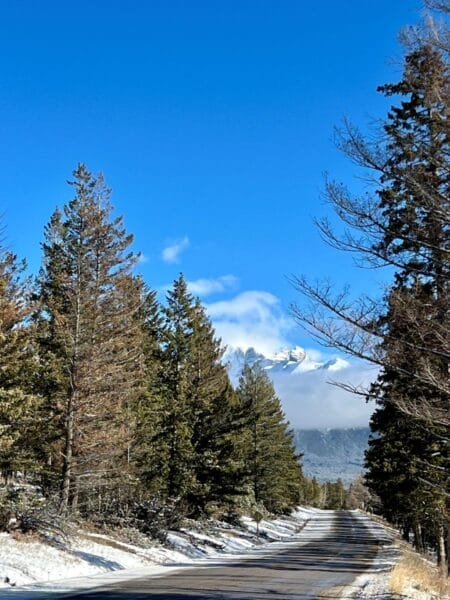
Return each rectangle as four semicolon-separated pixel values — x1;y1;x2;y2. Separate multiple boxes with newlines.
342;511;401;599
0;530;187;589
0;507;318;593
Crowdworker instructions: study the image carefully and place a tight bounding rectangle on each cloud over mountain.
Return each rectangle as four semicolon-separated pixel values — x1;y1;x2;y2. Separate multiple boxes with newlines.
206;291;293;356
226;346;377;429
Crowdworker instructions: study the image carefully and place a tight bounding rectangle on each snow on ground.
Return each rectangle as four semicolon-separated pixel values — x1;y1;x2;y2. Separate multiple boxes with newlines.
0;507;320;596
0;508;411;599
343;512;400;599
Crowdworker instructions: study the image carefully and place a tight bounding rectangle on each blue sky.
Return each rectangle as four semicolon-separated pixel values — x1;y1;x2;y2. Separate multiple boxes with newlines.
1;0;422;359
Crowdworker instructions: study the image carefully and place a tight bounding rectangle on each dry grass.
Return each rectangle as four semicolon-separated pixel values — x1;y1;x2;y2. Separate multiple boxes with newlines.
390;544;449;599
9;529;43;543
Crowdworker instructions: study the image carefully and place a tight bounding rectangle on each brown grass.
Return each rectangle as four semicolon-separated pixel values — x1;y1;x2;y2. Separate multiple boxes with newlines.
9;529;43;542
390;544;449;599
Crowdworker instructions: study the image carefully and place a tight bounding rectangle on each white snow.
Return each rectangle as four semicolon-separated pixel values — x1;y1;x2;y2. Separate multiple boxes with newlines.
341;511;400;599
0;508;406;599
0;507;319;596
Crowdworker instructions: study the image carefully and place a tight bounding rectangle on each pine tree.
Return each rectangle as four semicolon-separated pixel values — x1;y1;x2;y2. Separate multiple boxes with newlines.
236;362;303;514
324;479;345;510
0;234;43;480
303;477;323;507
374;46;449;423
186;300;245;514
365;46;449;559
130;288;166;496
366;286;448;561
36;164;144;516
291;43;449;568
135;277;251;517
291;44;449;428
157;274;198;506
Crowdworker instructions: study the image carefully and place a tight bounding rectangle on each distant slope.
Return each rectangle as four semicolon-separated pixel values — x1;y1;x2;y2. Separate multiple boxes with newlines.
294;427;370;484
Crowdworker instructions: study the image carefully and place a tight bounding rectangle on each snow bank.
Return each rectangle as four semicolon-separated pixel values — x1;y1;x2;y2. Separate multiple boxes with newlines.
0;506;313;593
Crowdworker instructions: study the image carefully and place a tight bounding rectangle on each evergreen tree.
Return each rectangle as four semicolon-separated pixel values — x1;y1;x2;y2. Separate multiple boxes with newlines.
156;274;197;506
291;44;449;429
130;288;167;497
366;286;448;561
139;276;245;516
303;477;323;508
236;362;303;514
292;43;449;568
373;46;449;424
36;164;144;516
324;479;345;510
186;300;246;514
0;234;43;480
365;45;449;560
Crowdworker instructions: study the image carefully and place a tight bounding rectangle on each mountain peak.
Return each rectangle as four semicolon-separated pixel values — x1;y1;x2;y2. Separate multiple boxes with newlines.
225;345;349;380
272;346;306;363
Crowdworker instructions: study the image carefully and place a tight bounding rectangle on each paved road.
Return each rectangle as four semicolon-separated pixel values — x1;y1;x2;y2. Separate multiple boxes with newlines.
55;511;381;599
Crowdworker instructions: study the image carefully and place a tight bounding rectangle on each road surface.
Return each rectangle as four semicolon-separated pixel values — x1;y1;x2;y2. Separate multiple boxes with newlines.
53;511;382;599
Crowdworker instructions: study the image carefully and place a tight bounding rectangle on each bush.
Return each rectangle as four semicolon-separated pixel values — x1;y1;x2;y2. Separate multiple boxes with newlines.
0;484;65;536
132;496;184;540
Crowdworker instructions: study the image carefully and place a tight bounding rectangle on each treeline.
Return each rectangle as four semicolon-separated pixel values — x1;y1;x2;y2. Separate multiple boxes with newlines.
0;165;305;531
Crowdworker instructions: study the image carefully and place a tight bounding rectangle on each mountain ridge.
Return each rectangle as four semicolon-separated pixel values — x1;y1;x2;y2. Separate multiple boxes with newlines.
294;427;370;484
225;345;350;380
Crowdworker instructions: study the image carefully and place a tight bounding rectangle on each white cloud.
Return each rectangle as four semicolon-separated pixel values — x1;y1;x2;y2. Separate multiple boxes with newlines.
187;275;239;297
270;360;378;428
206;290;293;356
161;236;190;263
202;286;377;429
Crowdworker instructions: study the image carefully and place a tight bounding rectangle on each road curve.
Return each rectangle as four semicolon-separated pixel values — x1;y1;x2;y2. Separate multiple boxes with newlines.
55;511;382;599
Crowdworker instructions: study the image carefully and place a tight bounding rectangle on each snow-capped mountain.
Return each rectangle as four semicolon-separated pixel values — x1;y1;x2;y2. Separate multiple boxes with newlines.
225;346;375;430
225;345;349;382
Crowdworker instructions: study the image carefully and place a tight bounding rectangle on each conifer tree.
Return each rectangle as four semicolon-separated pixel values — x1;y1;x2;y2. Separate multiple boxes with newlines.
186;300;245;514
156;274;197;506
0;233;43;480
366;285;448;563
291;43;449;567
130;288;167;497
236;362;303;514
363;46;448;567
36;164;144;516
291;44;449;428
136;276;249;516
324;479;345;510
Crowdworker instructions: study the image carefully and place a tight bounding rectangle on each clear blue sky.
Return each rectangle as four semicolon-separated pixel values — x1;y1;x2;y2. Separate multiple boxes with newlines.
0;0;422;355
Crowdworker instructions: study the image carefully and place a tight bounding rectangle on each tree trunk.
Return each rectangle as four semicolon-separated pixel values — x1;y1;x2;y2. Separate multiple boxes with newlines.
436;524;447;576
413;523;424;553
59;390;75;515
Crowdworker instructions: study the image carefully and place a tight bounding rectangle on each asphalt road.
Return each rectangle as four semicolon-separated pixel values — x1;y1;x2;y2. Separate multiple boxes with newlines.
55;511;381;600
